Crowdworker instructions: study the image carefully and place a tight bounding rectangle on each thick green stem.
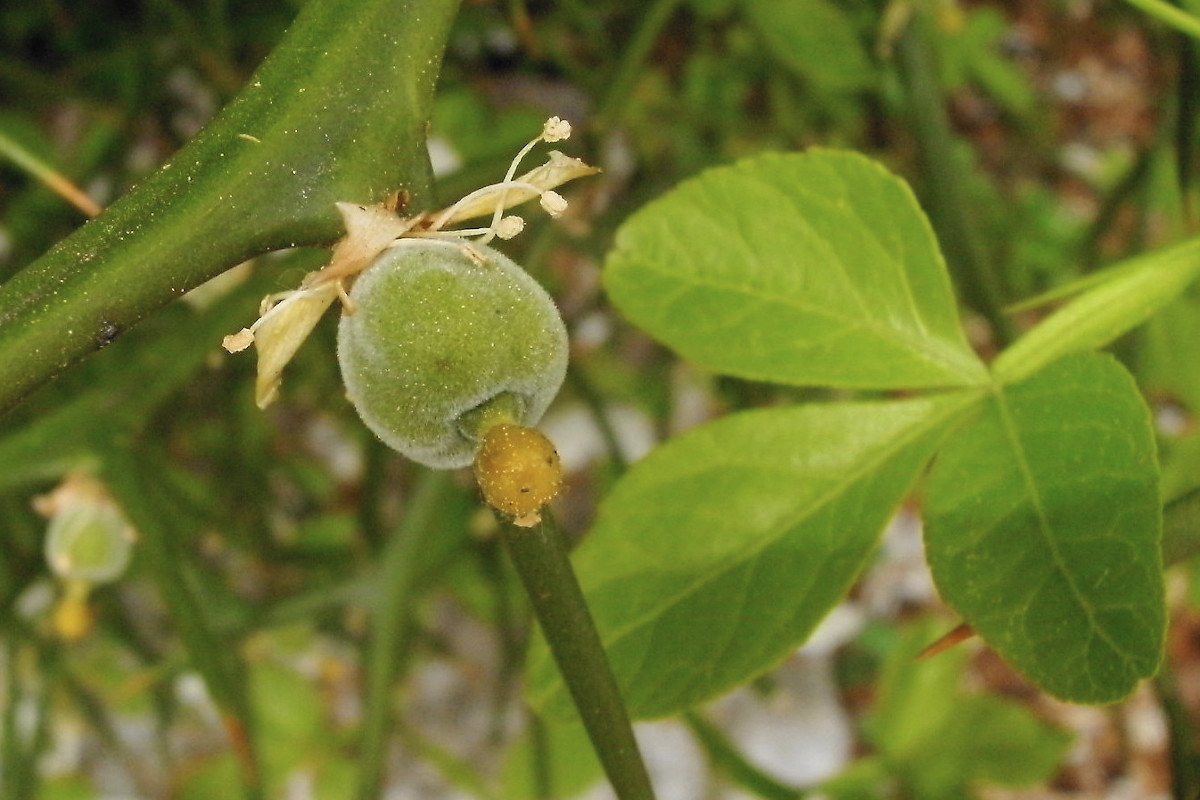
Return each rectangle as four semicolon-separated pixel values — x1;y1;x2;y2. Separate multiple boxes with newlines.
0;0;461;414
499;513;657;800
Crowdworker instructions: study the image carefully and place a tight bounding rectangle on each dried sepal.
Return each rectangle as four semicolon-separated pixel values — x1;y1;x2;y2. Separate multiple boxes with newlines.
304;202;421;287
515;151;600;204
434;115;583;230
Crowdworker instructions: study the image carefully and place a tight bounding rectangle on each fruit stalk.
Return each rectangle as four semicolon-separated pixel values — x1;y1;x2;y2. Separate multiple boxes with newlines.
499;512;657;800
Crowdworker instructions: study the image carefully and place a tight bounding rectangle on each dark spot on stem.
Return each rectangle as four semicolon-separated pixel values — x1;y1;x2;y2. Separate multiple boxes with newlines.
95;322;121;349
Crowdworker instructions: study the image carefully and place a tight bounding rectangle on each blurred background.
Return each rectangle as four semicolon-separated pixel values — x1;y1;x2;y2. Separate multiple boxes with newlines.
2;1;1199;797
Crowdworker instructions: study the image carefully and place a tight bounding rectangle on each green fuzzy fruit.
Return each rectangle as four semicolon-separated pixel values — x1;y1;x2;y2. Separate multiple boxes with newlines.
44;502;134;585
337;239;568;469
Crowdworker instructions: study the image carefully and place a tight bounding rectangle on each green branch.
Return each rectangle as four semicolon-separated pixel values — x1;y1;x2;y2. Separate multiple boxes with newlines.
0;0;461;414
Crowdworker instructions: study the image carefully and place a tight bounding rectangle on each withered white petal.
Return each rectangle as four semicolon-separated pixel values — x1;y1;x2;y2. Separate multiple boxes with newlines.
438;152;599;226
251;282;341;408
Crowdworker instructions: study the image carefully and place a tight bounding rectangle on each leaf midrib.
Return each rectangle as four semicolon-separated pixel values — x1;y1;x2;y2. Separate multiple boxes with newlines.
991;387;1139;677
777;157;934;343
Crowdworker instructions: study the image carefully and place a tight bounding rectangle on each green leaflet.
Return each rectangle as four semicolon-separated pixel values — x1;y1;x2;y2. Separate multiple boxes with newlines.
924;353;1164;703
741;0;876;92
528;393;977;719
604;149;988;391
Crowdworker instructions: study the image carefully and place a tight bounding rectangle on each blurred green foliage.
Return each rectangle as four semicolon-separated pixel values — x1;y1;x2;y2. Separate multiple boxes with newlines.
3;0;1200;798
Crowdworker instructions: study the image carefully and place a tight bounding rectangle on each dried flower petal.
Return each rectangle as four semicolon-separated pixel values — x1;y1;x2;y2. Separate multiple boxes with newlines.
438;152;599;226
250;282;341;408
304;202;420;287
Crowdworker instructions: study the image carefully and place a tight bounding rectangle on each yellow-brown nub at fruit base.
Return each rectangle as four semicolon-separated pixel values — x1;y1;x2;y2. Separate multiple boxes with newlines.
52;579;94;641
473;424;562;528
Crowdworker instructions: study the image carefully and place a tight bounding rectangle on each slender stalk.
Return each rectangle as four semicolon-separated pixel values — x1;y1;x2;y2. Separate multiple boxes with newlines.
594;0;684;130
567;366;629;471
893;11;1014;345
102;448;263;800
1162;485;1200;565
1124;0;1200;39
1079;148;1153;270
683;711;807;800
357;469;452;800
499;512;657;800
558;0;615;61
527;712;554;800
479;537;524;743
1155;670;1200;799
395;723;502;800
0;131;102;217
1;632;33;800
1175;22;1200;227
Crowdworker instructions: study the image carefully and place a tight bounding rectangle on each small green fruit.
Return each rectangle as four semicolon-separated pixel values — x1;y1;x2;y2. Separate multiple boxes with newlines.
44;502;134;585
337;239;568;469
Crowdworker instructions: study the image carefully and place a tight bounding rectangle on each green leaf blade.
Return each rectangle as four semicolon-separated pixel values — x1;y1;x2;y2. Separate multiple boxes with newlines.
925;353;1164;703
528;392;979;720
741;0;876;92
603;149;988;391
